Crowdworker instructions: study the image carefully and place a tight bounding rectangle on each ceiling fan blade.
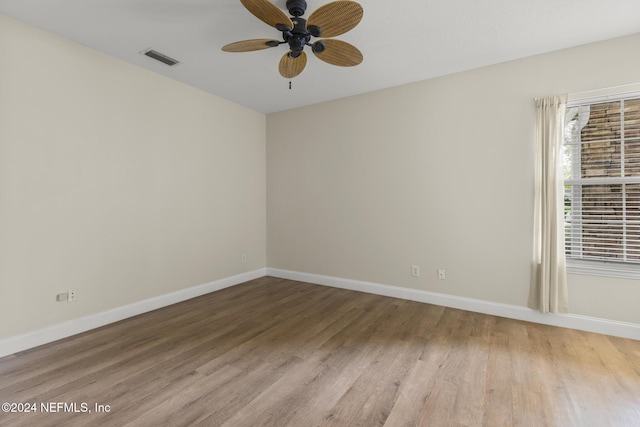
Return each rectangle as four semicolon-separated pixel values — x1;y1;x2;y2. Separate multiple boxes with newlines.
240;0;293;30
279;51;307;78
313;39;362;67
222;39;281;52
307;1;363;38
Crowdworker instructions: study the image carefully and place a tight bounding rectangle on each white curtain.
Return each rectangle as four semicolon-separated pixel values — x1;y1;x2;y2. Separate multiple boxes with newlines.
529;95;569;314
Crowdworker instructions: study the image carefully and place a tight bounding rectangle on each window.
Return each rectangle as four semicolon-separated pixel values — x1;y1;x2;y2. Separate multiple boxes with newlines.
564;94;640;278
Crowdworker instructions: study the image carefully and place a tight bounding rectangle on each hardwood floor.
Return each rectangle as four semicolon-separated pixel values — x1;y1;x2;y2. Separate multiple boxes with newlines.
1;276;639;426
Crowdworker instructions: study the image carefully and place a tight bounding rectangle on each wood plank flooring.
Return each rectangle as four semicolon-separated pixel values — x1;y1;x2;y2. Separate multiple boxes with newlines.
1;276;639;426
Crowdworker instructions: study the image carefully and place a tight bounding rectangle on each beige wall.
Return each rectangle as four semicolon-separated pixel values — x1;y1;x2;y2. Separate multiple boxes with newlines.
267;33;640;324
0;14;266;339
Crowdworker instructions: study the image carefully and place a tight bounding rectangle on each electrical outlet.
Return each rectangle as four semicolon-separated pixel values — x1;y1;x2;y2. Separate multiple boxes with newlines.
438;269;446;280
241;254;247;263
68;289;77;302
56;292;68;302
411;265;420;277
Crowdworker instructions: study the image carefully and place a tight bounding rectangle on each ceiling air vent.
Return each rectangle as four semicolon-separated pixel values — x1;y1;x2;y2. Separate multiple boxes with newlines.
142;49;180;66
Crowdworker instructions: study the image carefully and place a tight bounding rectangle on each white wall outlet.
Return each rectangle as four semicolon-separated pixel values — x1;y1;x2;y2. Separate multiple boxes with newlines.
241;254;247;263
411;265;420;277
68;289;77;302
56;292;68;302
438;269;446;280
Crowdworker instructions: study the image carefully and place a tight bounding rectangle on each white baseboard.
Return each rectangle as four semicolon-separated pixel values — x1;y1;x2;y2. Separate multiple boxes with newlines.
0;268;267;358
3;266;637;358
267;268;640;341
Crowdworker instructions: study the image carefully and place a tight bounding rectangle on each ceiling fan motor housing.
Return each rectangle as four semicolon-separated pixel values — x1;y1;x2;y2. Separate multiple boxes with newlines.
286;0;307;17
284;17;311;54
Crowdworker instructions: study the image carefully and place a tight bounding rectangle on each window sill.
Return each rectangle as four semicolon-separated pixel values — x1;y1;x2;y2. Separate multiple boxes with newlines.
567;260;640;280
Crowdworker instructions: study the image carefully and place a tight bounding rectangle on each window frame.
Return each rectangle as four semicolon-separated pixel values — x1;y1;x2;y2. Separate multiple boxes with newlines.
564;91;640;279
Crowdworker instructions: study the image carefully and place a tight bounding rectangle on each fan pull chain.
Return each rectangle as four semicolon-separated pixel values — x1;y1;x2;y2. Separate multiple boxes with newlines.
289;81;292;90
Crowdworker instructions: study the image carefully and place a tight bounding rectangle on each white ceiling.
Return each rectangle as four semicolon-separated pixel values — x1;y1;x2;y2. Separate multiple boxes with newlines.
1;0;640;113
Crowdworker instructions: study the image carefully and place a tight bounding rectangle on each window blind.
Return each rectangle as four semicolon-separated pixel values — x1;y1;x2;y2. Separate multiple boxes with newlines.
564;97;640;264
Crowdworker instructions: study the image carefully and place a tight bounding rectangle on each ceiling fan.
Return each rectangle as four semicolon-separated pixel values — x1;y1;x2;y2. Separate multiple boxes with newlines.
222;0;363;79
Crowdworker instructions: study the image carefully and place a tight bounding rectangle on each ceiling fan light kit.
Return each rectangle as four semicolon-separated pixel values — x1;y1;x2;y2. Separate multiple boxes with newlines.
222;0;363;79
